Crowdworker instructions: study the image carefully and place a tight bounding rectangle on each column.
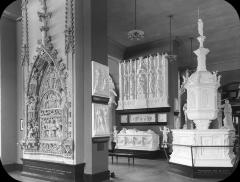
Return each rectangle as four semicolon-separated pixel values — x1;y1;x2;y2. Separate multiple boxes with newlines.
75;0;109;181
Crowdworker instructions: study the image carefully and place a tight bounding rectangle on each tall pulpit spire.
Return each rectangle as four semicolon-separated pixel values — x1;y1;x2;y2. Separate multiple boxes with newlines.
194;17;209;72
38;0;52;46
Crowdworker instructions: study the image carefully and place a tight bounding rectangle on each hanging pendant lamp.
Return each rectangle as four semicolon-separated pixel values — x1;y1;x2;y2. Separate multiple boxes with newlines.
167;15;177;61
128;0;144;41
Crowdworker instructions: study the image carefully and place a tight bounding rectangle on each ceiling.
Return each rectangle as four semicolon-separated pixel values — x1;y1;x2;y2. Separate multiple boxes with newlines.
107;0;240;67
3;0;240;69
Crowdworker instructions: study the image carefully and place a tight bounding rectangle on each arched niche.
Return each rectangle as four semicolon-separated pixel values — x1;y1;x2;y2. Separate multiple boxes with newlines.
22;41;73;160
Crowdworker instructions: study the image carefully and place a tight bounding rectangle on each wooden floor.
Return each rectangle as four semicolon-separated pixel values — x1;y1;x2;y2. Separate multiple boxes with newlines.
7;157;224;182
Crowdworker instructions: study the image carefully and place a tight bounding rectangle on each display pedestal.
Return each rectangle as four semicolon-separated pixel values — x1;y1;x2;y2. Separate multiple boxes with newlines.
169;129;235;178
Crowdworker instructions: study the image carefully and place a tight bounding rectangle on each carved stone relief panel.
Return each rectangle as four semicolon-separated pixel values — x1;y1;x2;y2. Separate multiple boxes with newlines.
22;42;73;160
92;103;110;137
117;53;169;110
92;61;109;98
158;113;167;123
20;0;74;162
129;114;155;123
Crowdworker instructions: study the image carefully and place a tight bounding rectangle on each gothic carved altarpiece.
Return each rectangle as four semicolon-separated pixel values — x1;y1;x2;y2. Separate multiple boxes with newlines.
117;53;169;110
21;0;73;161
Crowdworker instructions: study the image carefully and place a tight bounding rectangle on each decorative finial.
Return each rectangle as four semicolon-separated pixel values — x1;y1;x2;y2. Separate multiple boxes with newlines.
194;12;209;72
37;0;52;46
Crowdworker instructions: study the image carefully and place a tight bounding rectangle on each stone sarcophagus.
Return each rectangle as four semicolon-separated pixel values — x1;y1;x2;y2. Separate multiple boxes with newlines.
116;128;159;151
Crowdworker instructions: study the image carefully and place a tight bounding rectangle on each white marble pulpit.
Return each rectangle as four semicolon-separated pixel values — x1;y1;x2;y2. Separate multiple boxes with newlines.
170;18;236;169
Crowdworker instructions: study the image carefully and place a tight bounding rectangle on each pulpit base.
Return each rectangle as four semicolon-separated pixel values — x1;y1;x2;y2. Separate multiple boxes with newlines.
168;162;233;178
169;129;236;178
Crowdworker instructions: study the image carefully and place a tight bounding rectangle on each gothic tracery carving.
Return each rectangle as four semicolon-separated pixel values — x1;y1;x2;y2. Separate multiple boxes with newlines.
117;53;169;110
21;0;73;160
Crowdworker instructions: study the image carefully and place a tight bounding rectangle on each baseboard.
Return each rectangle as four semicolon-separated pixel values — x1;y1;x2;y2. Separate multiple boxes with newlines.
168;162;233;179
3;163;22;172
21;158;85;182
84;170;110;182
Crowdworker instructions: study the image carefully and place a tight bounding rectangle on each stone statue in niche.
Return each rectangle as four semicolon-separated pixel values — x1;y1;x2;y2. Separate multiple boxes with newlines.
129;61;135;100
148;57;156;98
221;99;235;130
174;114;181;129
137;60;147;99
159;126;170;148
156;65;163;97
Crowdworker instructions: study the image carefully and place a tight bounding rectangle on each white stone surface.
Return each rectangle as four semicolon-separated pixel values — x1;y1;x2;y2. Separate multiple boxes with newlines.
184;19;221;130
92;103;110;137
170;18;236;169
170;129;235;167
22;1;73;161
116;128;159;151
92;61;109;98
117;53;169;110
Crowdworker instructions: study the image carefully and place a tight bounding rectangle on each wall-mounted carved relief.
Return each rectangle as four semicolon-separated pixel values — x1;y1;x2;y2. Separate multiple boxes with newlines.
92;61;109;98
92;103;110;137
21;0;73;160
117;53;169;110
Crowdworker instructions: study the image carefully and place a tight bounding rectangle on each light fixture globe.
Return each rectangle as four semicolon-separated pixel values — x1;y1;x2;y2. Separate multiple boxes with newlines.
128;29;144;41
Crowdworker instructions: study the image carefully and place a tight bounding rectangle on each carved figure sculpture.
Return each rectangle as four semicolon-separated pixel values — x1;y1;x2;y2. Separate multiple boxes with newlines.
221;99;235;130
175;115;181;129
159;126;170;148
108;75;117;105
198;19;204;37
183;102;188;128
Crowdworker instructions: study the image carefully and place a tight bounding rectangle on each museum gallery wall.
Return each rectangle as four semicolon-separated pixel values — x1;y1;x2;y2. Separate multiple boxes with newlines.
20;0;75;163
